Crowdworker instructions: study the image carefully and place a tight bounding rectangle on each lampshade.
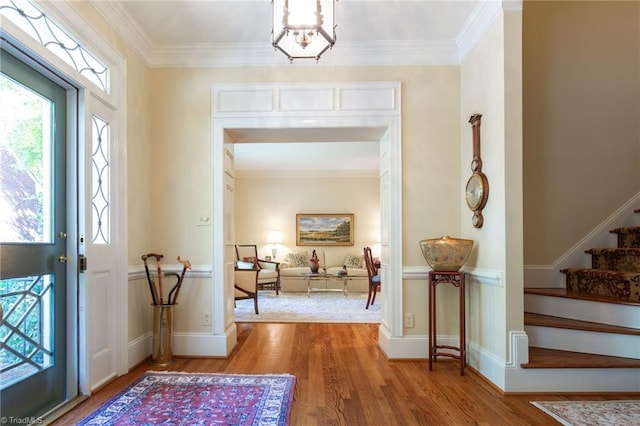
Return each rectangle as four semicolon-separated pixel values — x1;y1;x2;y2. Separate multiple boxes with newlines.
267;230;282;244
272;0;336;62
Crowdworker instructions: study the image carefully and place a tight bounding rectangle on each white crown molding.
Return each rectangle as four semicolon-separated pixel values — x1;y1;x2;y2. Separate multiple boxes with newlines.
89;0;505;68
90;0;155;63
456;0;505;62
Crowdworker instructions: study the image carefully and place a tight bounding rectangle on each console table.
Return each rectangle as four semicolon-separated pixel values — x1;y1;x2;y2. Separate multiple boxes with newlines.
428;271;466;375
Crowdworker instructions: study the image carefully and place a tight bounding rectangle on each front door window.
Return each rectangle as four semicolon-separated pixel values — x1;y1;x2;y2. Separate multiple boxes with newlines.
0;48;68;419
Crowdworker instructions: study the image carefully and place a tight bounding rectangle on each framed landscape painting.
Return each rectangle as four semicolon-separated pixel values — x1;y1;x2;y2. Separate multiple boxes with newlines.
296;213;354;246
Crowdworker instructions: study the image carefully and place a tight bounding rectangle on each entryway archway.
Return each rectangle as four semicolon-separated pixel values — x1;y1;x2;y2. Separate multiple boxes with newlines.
211;82;403;357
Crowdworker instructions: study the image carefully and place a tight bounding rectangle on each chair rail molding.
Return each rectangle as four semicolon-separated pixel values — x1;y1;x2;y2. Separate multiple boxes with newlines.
403;266;503;287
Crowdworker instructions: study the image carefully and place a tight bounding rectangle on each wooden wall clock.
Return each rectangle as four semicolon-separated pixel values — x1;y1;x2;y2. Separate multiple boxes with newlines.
465;113;488;228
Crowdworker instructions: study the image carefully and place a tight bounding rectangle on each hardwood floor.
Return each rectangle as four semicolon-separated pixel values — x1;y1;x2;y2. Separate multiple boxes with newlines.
52;322;639;425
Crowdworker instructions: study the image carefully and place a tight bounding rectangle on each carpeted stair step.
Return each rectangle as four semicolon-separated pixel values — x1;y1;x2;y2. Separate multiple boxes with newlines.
560;268;640;302
610;226;640;248
522;347;640;369
586;248;640;271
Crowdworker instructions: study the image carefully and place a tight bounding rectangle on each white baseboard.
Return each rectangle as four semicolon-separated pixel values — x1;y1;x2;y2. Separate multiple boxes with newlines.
128;332;152;369
173;324;237;357
127;327;237;366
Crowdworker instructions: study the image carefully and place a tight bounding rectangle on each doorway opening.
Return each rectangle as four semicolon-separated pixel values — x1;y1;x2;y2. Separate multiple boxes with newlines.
211;81;404;357
232;139;382;322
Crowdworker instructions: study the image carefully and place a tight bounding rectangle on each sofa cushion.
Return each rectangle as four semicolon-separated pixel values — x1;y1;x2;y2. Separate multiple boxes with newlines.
285;251;310;268
344;252;365;269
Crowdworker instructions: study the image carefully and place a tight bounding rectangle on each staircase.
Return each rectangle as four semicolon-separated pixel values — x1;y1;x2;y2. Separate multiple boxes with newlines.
523;210;640;373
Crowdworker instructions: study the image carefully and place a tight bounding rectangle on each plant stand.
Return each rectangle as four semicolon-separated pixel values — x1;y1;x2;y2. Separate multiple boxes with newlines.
428;271;466;375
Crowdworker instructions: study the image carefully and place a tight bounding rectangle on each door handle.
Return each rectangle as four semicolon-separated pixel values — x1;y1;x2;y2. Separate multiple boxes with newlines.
58;255;68;263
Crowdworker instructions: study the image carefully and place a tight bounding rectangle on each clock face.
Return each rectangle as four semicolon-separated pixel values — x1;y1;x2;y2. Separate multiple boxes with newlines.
465;172;488;211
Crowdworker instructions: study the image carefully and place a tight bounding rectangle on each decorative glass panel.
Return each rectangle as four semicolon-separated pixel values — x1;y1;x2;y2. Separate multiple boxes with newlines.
0;72;52;243
0;275;54;390
91;115;110;244
0;0;109;92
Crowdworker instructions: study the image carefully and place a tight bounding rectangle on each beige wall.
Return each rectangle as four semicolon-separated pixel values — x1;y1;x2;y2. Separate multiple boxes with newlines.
523;1;640;265
147;66;461;266
58;0;640;387
234;175;380;261
147;67;461;334
461;14;511;363
70;1;518;367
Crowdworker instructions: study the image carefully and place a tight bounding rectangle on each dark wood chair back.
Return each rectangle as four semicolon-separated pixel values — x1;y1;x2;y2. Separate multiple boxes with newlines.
363;247;381;309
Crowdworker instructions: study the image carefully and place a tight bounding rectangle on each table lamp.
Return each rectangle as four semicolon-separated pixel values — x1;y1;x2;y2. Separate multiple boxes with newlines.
267;230;282;260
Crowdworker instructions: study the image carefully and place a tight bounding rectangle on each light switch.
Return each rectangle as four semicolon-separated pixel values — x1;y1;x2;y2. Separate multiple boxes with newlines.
197;213;211;227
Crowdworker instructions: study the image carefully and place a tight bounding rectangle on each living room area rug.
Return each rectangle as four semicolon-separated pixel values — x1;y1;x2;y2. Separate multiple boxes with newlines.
77;371;295;425
530;400;640;426
234;291;381;323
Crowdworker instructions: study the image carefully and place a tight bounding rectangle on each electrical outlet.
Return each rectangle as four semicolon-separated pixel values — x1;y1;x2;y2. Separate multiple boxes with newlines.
202;311;211;326
404;313;414;328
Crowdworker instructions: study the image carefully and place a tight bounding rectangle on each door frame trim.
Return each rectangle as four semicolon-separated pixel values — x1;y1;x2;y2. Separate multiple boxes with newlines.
210;82;404;357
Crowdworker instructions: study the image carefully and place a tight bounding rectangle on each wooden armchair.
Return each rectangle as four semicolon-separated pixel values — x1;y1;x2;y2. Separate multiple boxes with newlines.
235;244;281;295
364;246;381;309
234;269;259;314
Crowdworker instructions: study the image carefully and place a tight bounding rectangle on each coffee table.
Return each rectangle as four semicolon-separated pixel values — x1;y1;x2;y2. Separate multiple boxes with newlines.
302;272;352;297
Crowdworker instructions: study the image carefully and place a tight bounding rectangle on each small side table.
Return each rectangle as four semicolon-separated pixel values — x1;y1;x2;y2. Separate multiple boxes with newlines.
428;271;466;375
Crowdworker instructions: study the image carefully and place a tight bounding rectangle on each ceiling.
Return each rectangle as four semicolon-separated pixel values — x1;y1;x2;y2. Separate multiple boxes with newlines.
92;0;496;67
91;0;501;174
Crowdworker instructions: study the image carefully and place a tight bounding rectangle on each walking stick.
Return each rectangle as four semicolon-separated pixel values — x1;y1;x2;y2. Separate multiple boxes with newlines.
170;256;191;305
141;254;158;305
166;272;181;305
145;253;164;304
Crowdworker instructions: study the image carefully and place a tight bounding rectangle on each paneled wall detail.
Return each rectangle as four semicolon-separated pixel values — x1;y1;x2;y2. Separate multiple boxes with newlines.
213;83;400;117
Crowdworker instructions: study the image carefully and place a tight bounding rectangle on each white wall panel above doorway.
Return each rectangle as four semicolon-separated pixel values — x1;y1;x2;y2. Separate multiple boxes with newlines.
212;82;401;117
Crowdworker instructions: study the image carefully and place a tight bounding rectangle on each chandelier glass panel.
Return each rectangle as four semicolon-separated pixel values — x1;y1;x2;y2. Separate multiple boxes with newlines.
272;0;336;62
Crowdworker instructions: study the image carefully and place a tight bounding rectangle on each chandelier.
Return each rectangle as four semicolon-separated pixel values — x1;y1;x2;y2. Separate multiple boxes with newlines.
272;0;336;62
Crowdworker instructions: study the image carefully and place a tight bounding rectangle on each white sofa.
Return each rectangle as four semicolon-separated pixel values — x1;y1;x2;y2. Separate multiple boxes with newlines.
279;249;368;292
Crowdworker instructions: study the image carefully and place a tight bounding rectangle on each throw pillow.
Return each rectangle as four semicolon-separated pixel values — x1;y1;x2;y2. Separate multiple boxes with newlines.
236;260;255;270
242;257;260;270
286;251;310;267
344;253;364;269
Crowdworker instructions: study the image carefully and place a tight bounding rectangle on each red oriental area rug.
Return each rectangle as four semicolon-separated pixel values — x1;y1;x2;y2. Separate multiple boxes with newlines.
77;371;296;425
